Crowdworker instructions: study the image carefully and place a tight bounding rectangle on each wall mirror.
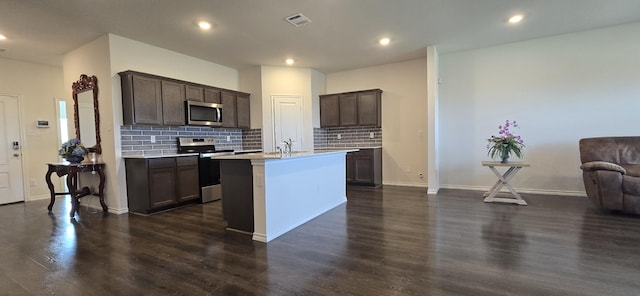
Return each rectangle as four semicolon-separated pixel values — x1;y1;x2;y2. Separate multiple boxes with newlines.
72;74;101;154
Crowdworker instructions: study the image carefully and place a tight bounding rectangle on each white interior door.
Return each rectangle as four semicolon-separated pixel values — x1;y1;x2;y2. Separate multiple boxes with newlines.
0;95;25;204
272;95;303;152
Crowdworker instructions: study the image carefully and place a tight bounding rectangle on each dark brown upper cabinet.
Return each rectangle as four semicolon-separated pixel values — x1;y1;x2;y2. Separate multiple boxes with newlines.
236;94;251;129
121;73;163;125
319;89;382;128
339;93;358;126
320;95;340;127
221;91;237;128
185;85;204;102
222;91;251;129
121;72;185;126
204;88;221;103
161;80;186;125
356;90;381;126
119;70;250;128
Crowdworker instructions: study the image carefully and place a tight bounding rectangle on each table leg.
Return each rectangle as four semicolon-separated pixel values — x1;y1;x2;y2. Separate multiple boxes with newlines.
45;166;56;211
67;170;79;218
483;168;510;198
97;167;108;212
484;167;517;197
483;166;527;205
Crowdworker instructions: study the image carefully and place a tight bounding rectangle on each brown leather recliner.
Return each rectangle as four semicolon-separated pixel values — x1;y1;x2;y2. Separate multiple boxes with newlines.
579;137;640;214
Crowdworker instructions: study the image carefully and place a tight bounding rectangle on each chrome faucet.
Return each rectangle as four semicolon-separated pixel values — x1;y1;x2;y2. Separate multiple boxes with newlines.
283;138;293;153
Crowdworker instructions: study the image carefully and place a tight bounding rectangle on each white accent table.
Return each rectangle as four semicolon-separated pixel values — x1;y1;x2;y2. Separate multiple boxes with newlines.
482;161;530;206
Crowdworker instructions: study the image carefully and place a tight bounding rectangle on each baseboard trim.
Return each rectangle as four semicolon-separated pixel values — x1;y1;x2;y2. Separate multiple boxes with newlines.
252;233;267;243
27;194;50;201
25;194;129;214
382;181;428;188
440;184;587;197
108;207;129;214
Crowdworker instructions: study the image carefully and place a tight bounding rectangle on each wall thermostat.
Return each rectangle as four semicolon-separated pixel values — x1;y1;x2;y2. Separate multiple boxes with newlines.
36;120;49;128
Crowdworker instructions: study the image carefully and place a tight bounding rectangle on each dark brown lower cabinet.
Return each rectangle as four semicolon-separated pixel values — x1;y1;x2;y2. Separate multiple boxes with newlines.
346;148;382;187
176;157;200;202
126;156;200;214
148;165;176;208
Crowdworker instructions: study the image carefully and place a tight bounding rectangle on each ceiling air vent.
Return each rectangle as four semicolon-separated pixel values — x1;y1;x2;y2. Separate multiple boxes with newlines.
285;13;311;27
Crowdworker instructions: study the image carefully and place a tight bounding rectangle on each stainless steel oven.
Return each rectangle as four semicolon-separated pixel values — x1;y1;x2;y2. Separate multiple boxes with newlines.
177;137;233;203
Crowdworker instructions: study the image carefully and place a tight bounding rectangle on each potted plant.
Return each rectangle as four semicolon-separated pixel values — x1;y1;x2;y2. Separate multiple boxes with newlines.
59;138;88;163
487;120;524;163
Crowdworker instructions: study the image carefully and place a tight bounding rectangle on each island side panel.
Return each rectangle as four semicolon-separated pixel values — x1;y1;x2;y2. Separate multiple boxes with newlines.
220;159;254;233
252;152;348;242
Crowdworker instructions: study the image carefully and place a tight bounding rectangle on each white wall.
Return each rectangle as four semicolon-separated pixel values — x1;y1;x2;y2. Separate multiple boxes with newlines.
326;58;429;187
439;22;640;195
260;66;316;152
109;35;239;90
426;46;440;194
239;66;263;129
0;58;65;200
63;35;118;210
310;69;326;128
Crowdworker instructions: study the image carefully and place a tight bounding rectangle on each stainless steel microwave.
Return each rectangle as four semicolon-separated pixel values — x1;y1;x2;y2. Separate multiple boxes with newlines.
185;100;223;126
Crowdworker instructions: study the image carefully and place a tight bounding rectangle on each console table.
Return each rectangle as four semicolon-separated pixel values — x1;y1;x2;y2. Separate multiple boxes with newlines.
482;161;530;206
45;162;107;217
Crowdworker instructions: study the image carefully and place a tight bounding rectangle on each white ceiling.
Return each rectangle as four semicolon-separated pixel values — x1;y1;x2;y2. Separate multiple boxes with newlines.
1;0;640;73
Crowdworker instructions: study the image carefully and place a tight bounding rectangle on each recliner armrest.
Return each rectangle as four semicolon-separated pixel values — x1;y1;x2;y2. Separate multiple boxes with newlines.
580;161;627;174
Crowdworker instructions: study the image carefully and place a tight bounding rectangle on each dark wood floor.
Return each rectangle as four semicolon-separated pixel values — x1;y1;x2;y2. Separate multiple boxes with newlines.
1;186;639;295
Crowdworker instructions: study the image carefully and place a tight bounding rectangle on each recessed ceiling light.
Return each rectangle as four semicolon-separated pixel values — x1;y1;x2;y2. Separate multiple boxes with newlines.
508;14;524;24
0;34;6;40
379;37;390;46
285;58;295;65
198;21;212;30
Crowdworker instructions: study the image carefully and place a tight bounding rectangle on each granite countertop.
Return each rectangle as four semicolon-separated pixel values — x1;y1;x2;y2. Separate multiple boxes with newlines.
210;149;359;160
122;153;199;159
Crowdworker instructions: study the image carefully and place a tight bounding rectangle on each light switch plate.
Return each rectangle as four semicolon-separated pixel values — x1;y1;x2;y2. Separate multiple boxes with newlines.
150;135;156;143
337;134;342;140
369;132;374;139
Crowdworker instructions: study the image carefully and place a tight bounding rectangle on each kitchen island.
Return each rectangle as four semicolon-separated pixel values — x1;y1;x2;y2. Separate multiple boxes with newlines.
213;150;356;242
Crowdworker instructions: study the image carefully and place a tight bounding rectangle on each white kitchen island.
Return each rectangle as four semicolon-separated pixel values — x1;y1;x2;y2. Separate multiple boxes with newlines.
213;150;357;242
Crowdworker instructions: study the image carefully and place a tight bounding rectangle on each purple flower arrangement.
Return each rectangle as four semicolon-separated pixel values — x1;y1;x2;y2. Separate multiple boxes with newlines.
487;120;524;162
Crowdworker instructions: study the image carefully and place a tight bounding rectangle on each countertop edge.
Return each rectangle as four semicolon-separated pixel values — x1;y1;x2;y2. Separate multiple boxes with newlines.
314;146;382;150
211;149;358;160
122;153;199;159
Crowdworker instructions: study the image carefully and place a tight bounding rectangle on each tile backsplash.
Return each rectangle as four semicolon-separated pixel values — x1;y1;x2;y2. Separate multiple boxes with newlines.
121;125;378;156
314;127;382;149
242;129;262;150
120;126;261;156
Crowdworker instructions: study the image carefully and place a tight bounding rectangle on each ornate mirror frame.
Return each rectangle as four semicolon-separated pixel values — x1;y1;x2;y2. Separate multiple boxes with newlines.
72;74;102;154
